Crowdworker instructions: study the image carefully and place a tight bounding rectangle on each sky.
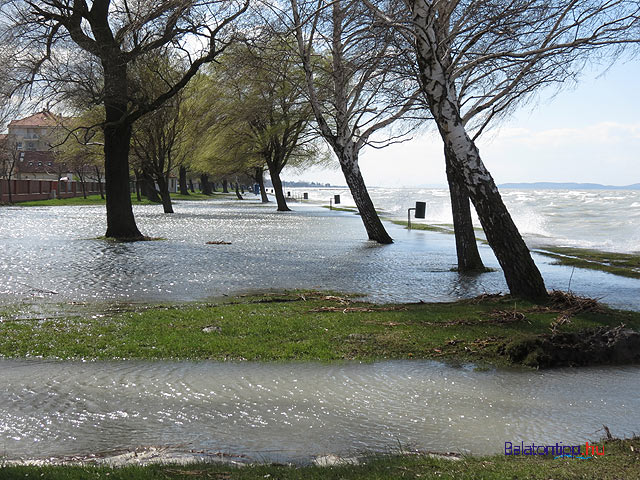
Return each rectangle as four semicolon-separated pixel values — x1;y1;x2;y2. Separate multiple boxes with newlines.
285;59;640;188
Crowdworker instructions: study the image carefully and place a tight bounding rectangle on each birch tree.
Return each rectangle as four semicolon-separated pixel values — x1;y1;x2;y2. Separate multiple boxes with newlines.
1;0;249;239
290;0;421;244
368;0;640;298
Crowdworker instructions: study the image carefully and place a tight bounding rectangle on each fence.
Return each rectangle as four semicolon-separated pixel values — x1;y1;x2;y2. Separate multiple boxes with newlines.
0;179;104;203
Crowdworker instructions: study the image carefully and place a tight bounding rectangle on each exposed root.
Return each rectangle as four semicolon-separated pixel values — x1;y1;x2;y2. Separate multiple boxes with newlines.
206;241;232;245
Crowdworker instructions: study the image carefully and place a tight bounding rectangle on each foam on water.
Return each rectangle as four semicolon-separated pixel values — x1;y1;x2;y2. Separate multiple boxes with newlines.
295;187;640;253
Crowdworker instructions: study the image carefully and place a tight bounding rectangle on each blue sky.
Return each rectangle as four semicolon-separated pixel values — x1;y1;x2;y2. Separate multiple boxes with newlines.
287;59;640;187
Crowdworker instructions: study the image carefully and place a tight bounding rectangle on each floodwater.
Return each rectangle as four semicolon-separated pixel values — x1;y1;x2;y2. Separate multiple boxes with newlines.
1;195;639;464
1;358;638;463
297;187;640;254
0;197;639;311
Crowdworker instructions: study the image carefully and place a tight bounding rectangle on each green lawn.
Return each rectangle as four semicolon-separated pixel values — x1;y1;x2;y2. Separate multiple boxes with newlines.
536;246;640;279
14;192;231;207
1;292;637;366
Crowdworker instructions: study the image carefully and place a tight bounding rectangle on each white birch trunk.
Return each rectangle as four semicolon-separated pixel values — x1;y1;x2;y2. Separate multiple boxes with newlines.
412;0;547;299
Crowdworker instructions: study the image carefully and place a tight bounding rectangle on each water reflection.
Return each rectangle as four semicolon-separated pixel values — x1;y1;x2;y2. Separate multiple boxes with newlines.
0;200;638;310
1;359;638;463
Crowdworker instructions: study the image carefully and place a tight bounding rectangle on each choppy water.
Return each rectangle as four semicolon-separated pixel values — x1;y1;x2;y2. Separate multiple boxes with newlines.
1;194;639;463
1;359;638;463
0;197;639;311
296;187;640;253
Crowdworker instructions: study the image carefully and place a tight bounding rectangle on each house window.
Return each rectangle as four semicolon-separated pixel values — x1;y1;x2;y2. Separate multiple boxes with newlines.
38;162;42;166
17;142;22;149
28;162;33;166
47;162;52;166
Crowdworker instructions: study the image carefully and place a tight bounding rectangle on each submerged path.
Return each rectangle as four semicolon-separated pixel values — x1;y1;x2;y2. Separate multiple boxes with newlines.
1;359;639;464
0;200;639;311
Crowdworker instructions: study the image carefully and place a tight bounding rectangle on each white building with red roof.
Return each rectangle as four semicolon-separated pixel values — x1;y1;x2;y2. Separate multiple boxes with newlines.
5;111;72;181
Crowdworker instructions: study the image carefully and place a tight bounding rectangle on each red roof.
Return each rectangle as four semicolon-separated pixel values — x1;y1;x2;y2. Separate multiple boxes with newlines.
9;111;62;128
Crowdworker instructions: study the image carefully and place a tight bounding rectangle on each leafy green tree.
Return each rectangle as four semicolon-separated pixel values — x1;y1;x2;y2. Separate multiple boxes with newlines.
3;0;249;239
190;35;321;211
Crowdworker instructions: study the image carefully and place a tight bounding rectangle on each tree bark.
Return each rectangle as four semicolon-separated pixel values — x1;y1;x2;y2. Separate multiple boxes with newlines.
412;2;546;299
267;164;290;211
178;166;189;196
140;172;160;202
445;144;485;272
189;178;195;193
255;167;269;203
235;182;243;200
200;174;212;195
156;176;174;213
134;170;142;202
79;175;87;198
95;165;105;199
7;173;12;203
222;178;229;193
338;144;392;244
102;61;143;240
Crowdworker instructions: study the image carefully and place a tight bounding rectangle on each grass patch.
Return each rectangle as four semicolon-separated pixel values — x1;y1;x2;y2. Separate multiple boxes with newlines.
1;436;639;479
0;292;638;366
321;205;387;215
536;246;640;279
321;205;360;214
15;192;230;207
390;219;455;234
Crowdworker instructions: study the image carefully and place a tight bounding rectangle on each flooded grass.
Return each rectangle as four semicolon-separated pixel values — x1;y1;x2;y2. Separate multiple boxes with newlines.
537;246;640;279
1;436;638;479
0;292;638;366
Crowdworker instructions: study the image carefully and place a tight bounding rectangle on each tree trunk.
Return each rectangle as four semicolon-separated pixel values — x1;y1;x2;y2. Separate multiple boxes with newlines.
222;178;229;193
140;173;160;202
200;174;212;195
179;166;189;196
255;168;269;203
134;170;142;202
95;165;105;199
102;61;143;240
211;182;217;192
156;176;174;213
7;174;12;204
267;165;290;211
412;4;546;299
445;144;485;272
337;144;392;244
189;178;195;193
80;177;87;198
235;182;243;200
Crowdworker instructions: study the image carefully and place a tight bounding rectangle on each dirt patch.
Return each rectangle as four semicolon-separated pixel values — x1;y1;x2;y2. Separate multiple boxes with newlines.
500;324;640;368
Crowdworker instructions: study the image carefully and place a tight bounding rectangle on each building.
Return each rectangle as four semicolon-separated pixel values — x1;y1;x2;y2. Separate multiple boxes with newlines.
8;111;62;152
1;112;104;202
